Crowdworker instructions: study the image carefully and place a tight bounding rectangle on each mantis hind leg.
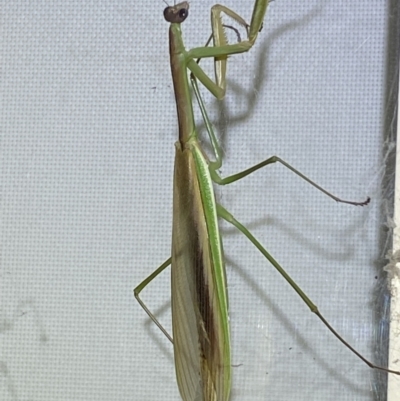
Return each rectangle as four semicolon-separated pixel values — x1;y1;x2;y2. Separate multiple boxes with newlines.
134;257;173;343
217;203;399;375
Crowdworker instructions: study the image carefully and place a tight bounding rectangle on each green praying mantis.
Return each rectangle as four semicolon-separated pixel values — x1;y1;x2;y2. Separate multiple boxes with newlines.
134;1;400;400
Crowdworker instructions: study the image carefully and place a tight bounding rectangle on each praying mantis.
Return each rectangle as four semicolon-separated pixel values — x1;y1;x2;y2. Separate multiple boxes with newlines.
134;1;400;400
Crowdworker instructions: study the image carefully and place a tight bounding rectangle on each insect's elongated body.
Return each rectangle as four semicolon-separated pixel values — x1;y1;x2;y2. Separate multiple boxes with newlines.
168;12;231;401
135;2;400;401
172;142;230;400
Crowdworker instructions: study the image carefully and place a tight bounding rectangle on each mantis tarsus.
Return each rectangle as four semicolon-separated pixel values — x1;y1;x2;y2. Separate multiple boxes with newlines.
134;1;400;400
